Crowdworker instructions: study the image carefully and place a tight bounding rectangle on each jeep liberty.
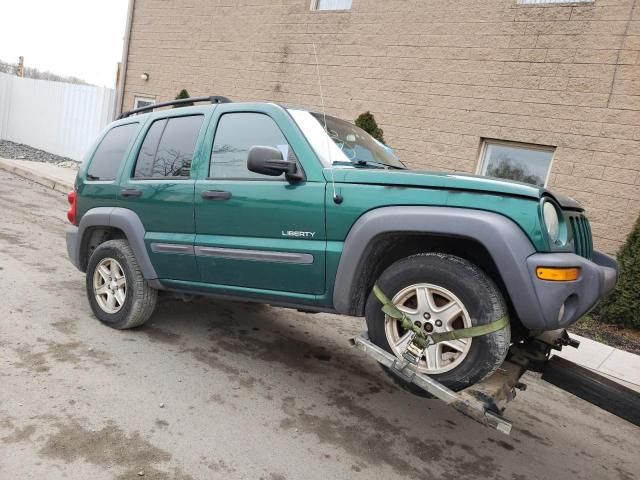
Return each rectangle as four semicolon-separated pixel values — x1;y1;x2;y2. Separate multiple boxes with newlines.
65;96;618;391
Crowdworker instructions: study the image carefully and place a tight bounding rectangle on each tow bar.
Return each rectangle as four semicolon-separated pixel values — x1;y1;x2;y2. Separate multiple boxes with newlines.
352;285;524;434
350;332;523;434
351;285;640;435
351;330;640;435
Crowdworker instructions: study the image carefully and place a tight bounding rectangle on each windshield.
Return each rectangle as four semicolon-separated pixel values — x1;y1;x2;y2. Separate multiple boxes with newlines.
289;109;405;169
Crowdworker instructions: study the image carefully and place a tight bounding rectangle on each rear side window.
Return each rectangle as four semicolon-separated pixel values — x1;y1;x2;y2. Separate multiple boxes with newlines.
133;115;204;179
87;123;138;181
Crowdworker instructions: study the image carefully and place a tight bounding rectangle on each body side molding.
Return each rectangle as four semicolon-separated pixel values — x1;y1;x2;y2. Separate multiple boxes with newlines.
194;246;314;264
150;243;195;255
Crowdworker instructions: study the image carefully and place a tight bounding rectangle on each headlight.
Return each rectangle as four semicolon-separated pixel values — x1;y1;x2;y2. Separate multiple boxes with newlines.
543;201;561;244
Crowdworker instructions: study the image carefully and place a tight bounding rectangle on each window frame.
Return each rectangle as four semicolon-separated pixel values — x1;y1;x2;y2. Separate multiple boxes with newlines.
133;95;156;110
130;114;206;181
85;121;140;183
476;139;556;188
310;0;353;12
207;111;305;182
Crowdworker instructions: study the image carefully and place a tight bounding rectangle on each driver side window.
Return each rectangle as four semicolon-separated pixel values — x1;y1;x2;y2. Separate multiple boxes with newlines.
210;112;296;179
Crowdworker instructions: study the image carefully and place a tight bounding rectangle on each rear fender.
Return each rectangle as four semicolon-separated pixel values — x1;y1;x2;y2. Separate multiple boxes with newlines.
74;207;157;279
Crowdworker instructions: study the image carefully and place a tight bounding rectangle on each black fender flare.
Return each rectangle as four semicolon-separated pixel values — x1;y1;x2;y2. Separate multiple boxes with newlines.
73;207;158;279
332;206;551;330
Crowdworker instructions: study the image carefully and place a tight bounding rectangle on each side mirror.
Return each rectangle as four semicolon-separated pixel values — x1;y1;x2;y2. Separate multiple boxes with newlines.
247;146;303;181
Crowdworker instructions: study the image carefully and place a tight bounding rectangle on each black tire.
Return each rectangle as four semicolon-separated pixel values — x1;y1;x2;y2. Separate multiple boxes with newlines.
365;253;510;393
85;239;157;329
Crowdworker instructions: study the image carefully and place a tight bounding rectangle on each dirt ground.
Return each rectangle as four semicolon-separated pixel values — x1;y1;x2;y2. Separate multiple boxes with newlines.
570;316;640;355
0;170;638;480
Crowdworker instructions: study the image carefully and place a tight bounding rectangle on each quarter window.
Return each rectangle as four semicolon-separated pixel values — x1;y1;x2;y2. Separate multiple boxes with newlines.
133;115;204;179
210;113;294;179
478;140;555;188
87;123;138;181
312;0;352;11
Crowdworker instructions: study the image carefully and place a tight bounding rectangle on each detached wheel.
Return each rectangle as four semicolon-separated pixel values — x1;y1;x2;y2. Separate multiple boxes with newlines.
365;253;510;392
86;239;157;329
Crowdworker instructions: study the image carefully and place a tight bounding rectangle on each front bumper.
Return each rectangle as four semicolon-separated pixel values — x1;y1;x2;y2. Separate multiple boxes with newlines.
525;250;618;329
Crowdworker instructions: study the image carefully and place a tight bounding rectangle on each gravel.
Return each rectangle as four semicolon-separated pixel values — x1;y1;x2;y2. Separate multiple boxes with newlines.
0;139;79;168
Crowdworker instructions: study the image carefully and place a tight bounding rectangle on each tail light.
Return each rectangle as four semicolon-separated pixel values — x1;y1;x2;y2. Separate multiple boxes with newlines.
67;190;77;225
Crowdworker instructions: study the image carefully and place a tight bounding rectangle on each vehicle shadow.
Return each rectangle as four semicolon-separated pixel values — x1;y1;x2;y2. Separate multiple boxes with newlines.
143;296;400;398
130;296;639;480
135;296;551;478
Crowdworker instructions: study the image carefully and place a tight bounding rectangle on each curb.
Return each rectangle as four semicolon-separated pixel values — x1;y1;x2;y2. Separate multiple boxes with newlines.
0;158;75;194
554;333;640;391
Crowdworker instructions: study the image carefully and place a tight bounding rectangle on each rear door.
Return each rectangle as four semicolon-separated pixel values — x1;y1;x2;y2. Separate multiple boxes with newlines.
193;106;326;294
118;111;209;281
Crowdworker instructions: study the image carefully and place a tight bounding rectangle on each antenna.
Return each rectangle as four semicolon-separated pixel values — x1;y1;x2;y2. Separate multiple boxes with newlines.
312;42;343;205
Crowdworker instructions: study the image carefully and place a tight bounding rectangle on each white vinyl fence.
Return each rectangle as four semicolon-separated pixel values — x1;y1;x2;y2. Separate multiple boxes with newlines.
0;72;115;161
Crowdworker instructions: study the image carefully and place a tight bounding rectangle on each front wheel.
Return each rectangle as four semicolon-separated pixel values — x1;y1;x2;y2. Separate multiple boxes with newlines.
365;253;510;392
86;239;157;329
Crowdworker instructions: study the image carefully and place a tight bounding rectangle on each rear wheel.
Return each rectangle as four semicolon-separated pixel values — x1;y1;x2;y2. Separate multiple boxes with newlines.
86;239;157;329
365;253;510;392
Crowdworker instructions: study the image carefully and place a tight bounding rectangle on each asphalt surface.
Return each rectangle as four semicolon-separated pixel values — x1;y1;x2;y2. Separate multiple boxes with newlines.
0;169;638;480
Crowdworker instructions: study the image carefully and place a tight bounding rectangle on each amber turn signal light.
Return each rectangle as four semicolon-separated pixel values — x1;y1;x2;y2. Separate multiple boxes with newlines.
536;267;580;282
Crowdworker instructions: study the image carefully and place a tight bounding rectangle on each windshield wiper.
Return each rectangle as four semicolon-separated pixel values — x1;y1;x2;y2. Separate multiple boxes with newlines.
331;159;405;170
331;160;383;169
355;160;386;169
355;159;405;170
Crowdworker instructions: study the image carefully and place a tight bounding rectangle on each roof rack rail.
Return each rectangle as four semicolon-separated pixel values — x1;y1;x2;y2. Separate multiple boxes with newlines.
118;95;232;119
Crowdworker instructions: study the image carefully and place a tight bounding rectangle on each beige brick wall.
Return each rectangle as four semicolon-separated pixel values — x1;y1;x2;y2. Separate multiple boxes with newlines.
123;0;640;254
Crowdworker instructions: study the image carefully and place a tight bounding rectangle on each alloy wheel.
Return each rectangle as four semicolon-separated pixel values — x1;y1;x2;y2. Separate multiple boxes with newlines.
384;283;473;374
93;257;127;314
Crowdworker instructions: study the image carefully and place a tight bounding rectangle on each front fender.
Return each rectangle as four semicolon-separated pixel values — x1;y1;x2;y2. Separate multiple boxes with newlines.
332;206;558;330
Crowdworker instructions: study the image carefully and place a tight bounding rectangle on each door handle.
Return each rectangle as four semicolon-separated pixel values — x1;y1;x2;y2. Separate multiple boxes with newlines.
120;188;142;198
201;190;232;200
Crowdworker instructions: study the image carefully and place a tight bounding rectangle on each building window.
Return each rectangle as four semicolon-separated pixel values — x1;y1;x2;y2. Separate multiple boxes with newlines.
312;0;352;11
478;140;555;188
517;0;593;4
134;96;155;109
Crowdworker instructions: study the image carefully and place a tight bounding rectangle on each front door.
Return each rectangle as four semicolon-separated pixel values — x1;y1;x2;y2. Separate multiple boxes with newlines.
118;112;208;281
194;110;326;294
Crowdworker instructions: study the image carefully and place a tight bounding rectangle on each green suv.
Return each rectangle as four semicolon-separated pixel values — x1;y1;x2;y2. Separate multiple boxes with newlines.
65;97;618;391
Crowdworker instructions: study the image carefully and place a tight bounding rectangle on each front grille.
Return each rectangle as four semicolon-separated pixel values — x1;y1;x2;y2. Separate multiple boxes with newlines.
568;213;593;260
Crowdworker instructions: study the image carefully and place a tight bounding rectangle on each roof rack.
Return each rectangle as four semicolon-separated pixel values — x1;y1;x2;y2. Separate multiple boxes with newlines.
118;95;232;119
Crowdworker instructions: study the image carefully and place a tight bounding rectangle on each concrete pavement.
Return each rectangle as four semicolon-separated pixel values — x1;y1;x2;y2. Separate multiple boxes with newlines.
1;168;639;479
0;157;76;193
554;333;640;392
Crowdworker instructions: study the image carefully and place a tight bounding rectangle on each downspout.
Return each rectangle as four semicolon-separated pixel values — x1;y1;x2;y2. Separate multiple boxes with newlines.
115;0;135;118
